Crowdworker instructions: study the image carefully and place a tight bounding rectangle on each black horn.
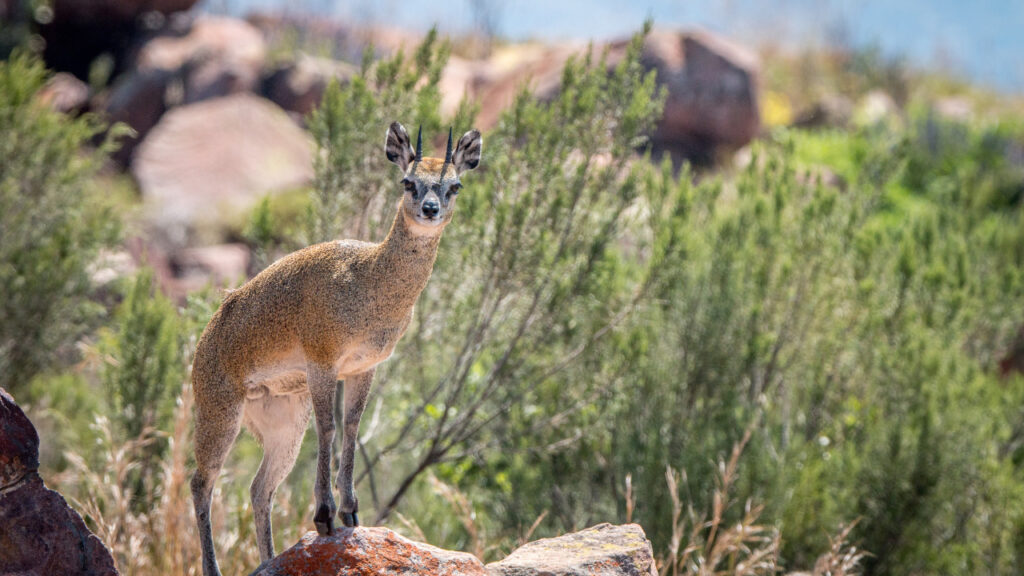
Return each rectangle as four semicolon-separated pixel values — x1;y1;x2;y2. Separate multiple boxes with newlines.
440;127;453;179
415;125;423;162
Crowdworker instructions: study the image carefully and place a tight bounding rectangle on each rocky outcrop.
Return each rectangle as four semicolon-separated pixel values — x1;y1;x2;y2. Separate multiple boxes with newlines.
250;523;656;576
249;527;488;576
454;28;760;160
262;53;357;118
136;15;267;104
132;93;313;247
98;15;267;164
487;523;658;576
41;0;199;82
627;28;761;156
101;67;178;166
0;388;119;575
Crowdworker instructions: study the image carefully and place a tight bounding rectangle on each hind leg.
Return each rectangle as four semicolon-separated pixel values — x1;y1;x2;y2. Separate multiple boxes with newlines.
245;390;312;562
192;394;244;576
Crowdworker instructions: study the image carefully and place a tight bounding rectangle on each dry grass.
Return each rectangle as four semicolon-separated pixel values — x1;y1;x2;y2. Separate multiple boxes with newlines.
52;378;303;576
656;421;866;576
48;388;866;576
659;425;780;576
810;521;868;576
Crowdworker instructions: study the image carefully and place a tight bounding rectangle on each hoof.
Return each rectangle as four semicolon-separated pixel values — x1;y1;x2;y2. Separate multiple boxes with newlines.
341;511;359;527
314;504;334;535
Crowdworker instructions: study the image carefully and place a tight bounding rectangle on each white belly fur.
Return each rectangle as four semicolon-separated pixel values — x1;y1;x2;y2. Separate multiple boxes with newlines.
244;342;395;399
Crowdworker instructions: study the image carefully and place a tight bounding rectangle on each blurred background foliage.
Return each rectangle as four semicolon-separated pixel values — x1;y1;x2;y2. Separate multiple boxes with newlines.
2;20;1024;576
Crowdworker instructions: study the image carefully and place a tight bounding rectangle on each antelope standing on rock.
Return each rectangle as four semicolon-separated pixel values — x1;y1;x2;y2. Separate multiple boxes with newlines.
190;122;482;576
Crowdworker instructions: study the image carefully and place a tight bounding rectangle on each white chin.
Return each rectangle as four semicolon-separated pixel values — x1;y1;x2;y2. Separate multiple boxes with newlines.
407;215;444;234
415;216;443;227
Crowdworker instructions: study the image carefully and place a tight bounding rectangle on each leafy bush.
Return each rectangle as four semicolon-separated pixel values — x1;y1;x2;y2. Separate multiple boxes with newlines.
101;270;182;440
0;52;120;394
291;23;1024;576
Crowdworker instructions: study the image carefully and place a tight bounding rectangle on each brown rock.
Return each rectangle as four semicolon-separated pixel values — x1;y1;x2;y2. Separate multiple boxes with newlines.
137;15;267;103
101;67;177;166
0;388;119;575
459;29;760;160
262;54;357;118
629;28;761;151
41;0;198;83
486;523;658;576
791;94;854;130
250;527;487;576
171;243;251;294
472;42;585;129
37;72;90;114
0;387;38;488
132;94;313;247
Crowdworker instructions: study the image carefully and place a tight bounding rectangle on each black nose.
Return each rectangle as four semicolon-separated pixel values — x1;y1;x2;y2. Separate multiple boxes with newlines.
422;200;440;218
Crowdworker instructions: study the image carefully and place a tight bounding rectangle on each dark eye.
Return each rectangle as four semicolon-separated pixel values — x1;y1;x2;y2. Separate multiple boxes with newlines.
402;179;416;195
447;183;462;196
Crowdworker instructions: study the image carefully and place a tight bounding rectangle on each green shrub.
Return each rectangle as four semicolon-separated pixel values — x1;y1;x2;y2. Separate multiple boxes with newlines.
0;52;120;394
98;269;183;504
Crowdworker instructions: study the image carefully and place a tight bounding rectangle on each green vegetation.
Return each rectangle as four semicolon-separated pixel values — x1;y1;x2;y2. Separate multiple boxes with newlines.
4;26;1024;576
0;53;120;395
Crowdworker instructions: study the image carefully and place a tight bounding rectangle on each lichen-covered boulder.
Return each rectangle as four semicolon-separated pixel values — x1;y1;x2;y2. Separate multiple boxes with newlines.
486;523;658;576
249;527;487;576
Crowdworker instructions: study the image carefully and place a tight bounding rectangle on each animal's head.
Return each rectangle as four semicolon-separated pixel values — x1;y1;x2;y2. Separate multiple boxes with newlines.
385;122;482;235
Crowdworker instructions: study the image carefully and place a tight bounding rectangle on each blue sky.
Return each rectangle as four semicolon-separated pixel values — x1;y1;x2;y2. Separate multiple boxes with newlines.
206;0;1024;93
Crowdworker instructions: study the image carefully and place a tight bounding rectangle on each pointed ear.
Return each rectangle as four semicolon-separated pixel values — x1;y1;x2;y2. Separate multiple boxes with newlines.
453;129;482;175
385;122;415;171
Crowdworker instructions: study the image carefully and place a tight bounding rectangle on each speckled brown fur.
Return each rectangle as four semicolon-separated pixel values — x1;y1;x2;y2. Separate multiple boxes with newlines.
190;122;482;576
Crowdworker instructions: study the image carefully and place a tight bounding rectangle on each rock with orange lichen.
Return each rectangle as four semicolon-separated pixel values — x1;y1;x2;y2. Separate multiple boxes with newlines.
249;527;487;576
486;523;658;576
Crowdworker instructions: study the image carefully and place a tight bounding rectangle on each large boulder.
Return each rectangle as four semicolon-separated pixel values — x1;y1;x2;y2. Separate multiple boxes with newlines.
101;67;178;166
468;42;585;129
132;94;313;247
627;28;760;153
99;15;267;164
41;0;199;81
136;15;267;103
456;29;760;161
250;527;487;576
0;388;119;575
261;53;357;118
486;523;658;576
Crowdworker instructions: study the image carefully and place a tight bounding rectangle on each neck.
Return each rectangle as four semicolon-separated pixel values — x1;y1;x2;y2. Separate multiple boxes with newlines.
372;206;443;310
